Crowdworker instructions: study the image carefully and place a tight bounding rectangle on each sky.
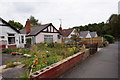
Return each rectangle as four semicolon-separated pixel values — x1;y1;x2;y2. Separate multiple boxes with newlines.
0;0;119;29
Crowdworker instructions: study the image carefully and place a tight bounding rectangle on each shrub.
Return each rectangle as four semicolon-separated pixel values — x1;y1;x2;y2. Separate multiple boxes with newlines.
104;34;115;43
2;48;18;53
47;42;54;48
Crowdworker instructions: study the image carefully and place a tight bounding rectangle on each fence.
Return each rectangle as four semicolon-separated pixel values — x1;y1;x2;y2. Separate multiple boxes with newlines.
62;37;103;47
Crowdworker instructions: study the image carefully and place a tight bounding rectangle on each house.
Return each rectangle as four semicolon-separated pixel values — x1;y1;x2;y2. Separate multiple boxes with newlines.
79;31;98;38
59;26;75;38
0;17;26;48
79;31;91;38
90;32;98;38
20;19;62;45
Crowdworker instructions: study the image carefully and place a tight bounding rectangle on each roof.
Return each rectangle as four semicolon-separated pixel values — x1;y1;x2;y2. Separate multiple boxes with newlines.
0;17;20;33
80;31;90;38
60;28;74;37
90;32;97;37
20;23;60;36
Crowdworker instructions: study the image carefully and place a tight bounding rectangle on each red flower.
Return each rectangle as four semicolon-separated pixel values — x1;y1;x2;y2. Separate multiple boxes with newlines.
35;59;39;61
34;62;38;64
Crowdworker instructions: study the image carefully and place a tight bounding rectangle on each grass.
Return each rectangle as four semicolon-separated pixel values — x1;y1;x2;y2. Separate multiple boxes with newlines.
6;61;16;68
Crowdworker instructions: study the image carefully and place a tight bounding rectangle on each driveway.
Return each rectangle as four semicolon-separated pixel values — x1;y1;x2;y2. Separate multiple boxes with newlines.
60;41;119;78
0;53;23;65
0;53;26;79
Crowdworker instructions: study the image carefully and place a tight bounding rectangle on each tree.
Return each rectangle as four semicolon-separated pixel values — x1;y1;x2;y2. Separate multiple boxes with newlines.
107;14;120;39
29;16;41;27
8;20;23;30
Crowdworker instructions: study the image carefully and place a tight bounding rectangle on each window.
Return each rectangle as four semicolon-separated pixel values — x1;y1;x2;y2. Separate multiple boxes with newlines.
8;33;15;44
21;36;24;43
44;35;53;43
57;35;61;39
0;36;5;39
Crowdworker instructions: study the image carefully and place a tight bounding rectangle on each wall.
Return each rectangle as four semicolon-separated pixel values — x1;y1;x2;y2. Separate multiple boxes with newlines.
36;32;61;43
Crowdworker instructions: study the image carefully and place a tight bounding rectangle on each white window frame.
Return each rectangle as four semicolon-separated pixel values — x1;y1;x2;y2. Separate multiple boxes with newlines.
44;35;53;43
8;33;16;45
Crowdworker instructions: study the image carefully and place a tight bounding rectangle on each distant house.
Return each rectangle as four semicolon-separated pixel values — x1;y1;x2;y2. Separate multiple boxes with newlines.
59;26;75;38
20;19;62;45
80;31;91;38
0;17;26;48
90;32;98;38
80;31;98;38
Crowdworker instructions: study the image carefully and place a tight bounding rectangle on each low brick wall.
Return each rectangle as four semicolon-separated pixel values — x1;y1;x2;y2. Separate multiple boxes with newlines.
8;45;16;48
30;50;87;79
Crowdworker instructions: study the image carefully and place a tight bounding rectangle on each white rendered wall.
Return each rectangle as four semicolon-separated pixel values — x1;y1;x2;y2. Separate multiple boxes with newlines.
36;32;61;43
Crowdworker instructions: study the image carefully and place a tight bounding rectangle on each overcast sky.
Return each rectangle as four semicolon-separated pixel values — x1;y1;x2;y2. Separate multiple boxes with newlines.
0;0;119;29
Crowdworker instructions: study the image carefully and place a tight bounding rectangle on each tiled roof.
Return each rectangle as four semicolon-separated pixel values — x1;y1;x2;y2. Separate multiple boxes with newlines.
60;28;74;37
20;23;50;36
80;31;90;38
90;32;97;37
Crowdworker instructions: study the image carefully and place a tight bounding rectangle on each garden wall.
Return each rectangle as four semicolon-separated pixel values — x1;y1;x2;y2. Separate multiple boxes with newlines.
30;50;89;79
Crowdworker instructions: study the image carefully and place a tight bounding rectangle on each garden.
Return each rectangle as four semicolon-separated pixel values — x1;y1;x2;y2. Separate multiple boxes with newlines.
2;42;85;78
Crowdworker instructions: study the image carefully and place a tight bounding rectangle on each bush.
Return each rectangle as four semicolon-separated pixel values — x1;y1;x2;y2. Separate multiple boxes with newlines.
104;34;115;43
2;48;18;53
47;42;54;48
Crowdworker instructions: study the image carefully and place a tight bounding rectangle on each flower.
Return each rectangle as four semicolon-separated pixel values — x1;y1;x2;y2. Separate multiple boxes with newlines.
44;61;47;63
34;62;38;64
35;59;39;61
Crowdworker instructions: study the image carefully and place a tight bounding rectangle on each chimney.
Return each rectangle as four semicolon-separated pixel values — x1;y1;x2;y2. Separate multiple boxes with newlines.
25;19;31;34
59;24;62;32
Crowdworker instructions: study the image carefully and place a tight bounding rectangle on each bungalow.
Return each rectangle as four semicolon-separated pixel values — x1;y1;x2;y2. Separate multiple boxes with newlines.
89;32;98;38
20;19;62;45
79;31;91;38
59;26;75;38
79;31;98;38
0;17;26;48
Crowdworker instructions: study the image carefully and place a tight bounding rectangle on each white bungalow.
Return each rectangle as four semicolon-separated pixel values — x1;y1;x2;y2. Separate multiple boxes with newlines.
0;17;26;48
20;19;62;46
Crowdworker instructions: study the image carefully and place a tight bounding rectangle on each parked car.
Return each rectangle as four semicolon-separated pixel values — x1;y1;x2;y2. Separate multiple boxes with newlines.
64;40;83;45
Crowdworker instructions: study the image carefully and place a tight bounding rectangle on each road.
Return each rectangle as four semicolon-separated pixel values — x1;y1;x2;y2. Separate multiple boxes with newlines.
60;41;119;78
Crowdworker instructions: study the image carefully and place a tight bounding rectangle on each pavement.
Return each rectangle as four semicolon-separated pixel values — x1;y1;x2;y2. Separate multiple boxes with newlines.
60;41;119;78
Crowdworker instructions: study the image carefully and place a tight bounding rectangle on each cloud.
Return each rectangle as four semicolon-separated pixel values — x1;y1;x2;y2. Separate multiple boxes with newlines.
0;0;118;29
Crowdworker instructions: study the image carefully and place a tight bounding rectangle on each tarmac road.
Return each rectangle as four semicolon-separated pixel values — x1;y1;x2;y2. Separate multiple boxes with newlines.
60;41;119;78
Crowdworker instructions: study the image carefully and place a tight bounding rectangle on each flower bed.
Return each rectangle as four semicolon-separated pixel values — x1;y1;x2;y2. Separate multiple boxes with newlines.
30;50;87;79
2;42;86;78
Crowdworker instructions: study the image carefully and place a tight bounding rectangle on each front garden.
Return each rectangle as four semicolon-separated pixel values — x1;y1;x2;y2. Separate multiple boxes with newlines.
2;43;85;78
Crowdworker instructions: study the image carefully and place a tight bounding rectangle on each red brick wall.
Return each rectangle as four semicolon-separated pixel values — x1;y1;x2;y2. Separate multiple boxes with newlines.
8;45;16;48
30;52;85;79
